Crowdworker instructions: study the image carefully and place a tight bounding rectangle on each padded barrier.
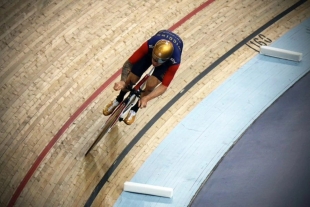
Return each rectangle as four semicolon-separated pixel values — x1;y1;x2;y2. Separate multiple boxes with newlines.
124;181;173;198
260;46;302;61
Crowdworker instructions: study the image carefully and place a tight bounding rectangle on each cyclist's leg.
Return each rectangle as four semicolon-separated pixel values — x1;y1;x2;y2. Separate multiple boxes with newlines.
103;75;136;116
130;75;161;111
117;55;151;101
104;57;150;115
124;75;161;125
115;72;139;102
130;62;167;110
123;62;155;124
141;75;161;98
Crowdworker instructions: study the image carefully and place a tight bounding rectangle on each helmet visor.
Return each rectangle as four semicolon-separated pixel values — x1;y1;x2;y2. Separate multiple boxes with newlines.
152;55;168;64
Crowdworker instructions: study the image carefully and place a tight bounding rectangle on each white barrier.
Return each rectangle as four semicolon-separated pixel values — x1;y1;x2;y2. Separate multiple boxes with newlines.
124;181;173;198
260;46;302;62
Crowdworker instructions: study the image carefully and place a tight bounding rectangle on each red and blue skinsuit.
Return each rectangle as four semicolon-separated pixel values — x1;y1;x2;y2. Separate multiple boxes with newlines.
128;30;184;87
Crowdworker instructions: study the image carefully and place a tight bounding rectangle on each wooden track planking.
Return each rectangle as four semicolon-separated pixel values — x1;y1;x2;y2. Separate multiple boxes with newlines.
1;0;209;206
94;0;309;206
1;0;310;206
29;0;308;205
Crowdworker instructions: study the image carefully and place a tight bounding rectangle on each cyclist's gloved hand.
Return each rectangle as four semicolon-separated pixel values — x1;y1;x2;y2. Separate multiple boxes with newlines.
114;81;126;91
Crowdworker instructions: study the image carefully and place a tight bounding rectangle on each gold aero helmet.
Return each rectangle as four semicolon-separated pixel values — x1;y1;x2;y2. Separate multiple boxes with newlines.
152;39;174;64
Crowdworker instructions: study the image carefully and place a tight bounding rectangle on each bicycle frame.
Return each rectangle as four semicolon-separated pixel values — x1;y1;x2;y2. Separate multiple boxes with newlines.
104;67;155;131
85;67;155;155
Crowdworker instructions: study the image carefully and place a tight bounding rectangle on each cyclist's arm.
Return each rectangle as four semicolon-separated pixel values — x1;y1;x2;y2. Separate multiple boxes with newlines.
139;84;167;108
144;84;167;102
143;64;179;102
162;64;179;87
120;60;133;82
120;41;149;81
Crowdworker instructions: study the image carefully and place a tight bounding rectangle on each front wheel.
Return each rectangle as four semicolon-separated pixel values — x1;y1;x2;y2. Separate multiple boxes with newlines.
85;103;126;156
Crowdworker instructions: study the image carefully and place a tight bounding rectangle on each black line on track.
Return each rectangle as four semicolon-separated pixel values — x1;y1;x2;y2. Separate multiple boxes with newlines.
84;1;307;206
245;43;260;52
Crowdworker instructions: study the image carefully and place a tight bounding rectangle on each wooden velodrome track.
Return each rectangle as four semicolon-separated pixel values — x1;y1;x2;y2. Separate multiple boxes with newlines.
1;0;310;206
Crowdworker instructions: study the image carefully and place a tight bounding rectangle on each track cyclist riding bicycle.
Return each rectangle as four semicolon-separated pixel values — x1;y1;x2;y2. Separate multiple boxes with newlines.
103;30;184;125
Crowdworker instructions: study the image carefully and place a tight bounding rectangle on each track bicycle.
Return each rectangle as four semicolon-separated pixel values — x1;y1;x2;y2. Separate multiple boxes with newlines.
85;67;155;156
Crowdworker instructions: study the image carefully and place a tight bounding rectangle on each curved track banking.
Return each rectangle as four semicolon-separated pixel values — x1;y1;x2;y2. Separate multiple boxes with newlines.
86;1;308;206
1;0;309;206
7;1;215;206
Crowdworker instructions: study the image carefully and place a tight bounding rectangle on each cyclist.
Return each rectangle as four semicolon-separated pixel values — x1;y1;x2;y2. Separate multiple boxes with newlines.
103;30;183;125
